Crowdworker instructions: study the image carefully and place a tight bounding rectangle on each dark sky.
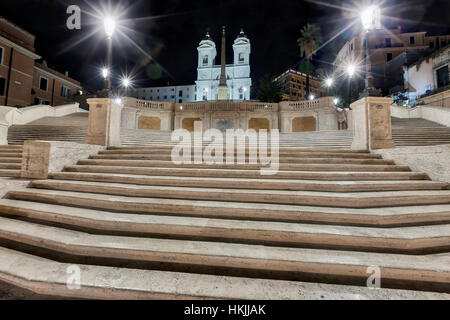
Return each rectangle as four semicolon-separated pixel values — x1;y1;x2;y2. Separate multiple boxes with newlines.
0;0;448;92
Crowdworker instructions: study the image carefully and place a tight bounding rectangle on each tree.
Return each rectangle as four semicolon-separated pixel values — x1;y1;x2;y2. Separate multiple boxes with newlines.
297;24;323;99
256;75;283;103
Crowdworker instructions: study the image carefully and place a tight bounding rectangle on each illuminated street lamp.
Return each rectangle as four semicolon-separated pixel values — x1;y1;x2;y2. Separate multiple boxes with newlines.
309;94;315;101
360;5;381;97
347;64;357;107
121;76;131;97
325;78;334;87
103;16;116;92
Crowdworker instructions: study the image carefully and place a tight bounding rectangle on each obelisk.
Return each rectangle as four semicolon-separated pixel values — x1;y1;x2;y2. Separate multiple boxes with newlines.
218;26;228;100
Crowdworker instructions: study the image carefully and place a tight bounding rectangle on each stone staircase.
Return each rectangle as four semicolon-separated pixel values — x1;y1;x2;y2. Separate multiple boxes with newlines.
0;146;450;299
6;116;450;148
0;146;23;178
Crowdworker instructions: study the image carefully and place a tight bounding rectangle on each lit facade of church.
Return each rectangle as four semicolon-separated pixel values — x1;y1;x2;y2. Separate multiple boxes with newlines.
196;29;252;101
129;28;252;102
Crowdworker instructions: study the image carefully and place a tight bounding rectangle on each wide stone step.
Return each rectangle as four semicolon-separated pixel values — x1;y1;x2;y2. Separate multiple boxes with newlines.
0;152;22;158
108;146;369;153
0;158;22;164
79;158;395;167
0;163;21;170
1;247;447;300
49;172;447;192
93;152;383;160
1;199;449;254
0;217;448;292
64;165;420;180
0;170;21;178
9;189;450;226
30;180;450;208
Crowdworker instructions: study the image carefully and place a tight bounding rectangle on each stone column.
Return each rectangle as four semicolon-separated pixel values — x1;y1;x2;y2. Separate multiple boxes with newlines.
85;98;122;147
351;97;395;150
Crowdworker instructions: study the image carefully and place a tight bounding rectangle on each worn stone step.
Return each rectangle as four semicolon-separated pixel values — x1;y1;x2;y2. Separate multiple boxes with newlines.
0;163;21;170
0;199;449;254
0;217;448;292
0;170;20;178
9;189;450;227
93;152;383;160
108;146;370;153
79;158;395;167
49;172;447;192
30;180;450;208
0;158;22;164
65;164;412;180
2;247;448;300
64;165;421;180
0;153;22;158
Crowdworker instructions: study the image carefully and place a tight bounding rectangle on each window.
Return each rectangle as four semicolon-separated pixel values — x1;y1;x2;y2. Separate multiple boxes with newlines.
39;77;48;91
0;46;4;65
179;99;182;103
203;55;209;65
0;77;5;96
436;66;449;88
171;95;175;99
34;98;49;105
179;90;183;97
385;38;392;47
430;41;434;49
164;96;167;99
387;53;393;61
238;53;245;63
61;86;72;98
410;36;415;45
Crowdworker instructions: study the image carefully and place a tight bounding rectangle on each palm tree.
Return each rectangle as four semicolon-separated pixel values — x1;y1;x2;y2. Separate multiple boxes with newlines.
297;24;323;99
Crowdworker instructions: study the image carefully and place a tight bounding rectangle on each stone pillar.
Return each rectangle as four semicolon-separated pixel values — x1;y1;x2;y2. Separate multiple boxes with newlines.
0;122;9;146
85;98;122;147
351;97;395;150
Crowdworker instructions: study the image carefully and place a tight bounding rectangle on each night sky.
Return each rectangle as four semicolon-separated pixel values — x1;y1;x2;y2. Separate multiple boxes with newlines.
0;0;448;93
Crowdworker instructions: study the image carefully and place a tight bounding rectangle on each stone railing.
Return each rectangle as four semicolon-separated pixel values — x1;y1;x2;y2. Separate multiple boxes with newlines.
420;89;450;108
122;97;174;111
279;97;334;112
175;101;279;112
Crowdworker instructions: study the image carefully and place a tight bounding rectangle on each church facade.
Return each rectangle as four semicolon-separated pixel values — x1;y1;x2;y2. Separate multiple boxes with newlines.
129;28;252;103
195;29;252;101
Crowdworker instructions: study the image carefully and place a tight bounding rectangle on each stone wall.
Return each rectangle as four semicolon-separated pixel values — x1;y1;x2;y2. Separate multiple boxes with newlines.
391;105;450;127
373;145;450;183
121;97;340;133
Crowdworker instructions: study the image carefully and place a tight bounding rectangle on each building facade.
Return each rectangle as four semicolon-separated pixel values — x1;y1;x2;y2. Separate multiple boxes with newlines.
195;29;251;101
333;26;450;73
129;28;252;103
129;85;196;104
0;18;81;107
275;69;326;101
403;45;450;103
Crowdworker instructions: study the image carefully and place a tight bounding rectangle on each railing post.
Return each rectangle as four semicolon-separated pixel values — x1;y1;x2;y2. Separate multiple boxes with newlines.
85;98;122;147
351;97;395;150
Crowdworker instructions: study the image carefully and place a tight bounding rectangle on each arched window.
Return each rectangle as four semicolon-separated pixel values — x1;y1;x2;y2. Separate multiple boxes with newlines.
203;56;209;65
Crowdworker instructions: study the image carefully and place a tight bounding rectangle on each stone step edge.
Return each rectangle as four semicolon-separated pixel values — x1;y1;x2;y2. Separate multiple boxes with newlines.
0;199;449;253
9;189;450;227
1;247;448;300
48;172;447;192
0;217;448;290
30;180;450;208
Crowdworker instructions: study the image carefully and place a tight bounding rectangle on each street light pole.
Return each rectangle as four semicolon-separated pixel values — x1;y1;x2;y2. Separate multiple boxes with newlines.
102;17;116;97
360;5;381;98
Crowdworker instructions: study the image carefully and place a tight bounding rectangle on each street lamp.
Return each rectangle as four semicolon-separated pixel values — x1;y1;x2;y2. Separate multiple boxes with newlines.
347;64;356;107
121;77;131;97
325;78;334;88
103;16;116;92
360;5;381;97
309;94;315;101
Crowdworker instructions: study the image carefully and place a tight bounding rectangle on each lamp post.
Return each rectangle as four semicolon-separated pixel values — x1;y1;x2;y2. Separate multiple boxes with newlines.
103;16;116;93
121;77;131;97
360;5;381;97
347;64;356;107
